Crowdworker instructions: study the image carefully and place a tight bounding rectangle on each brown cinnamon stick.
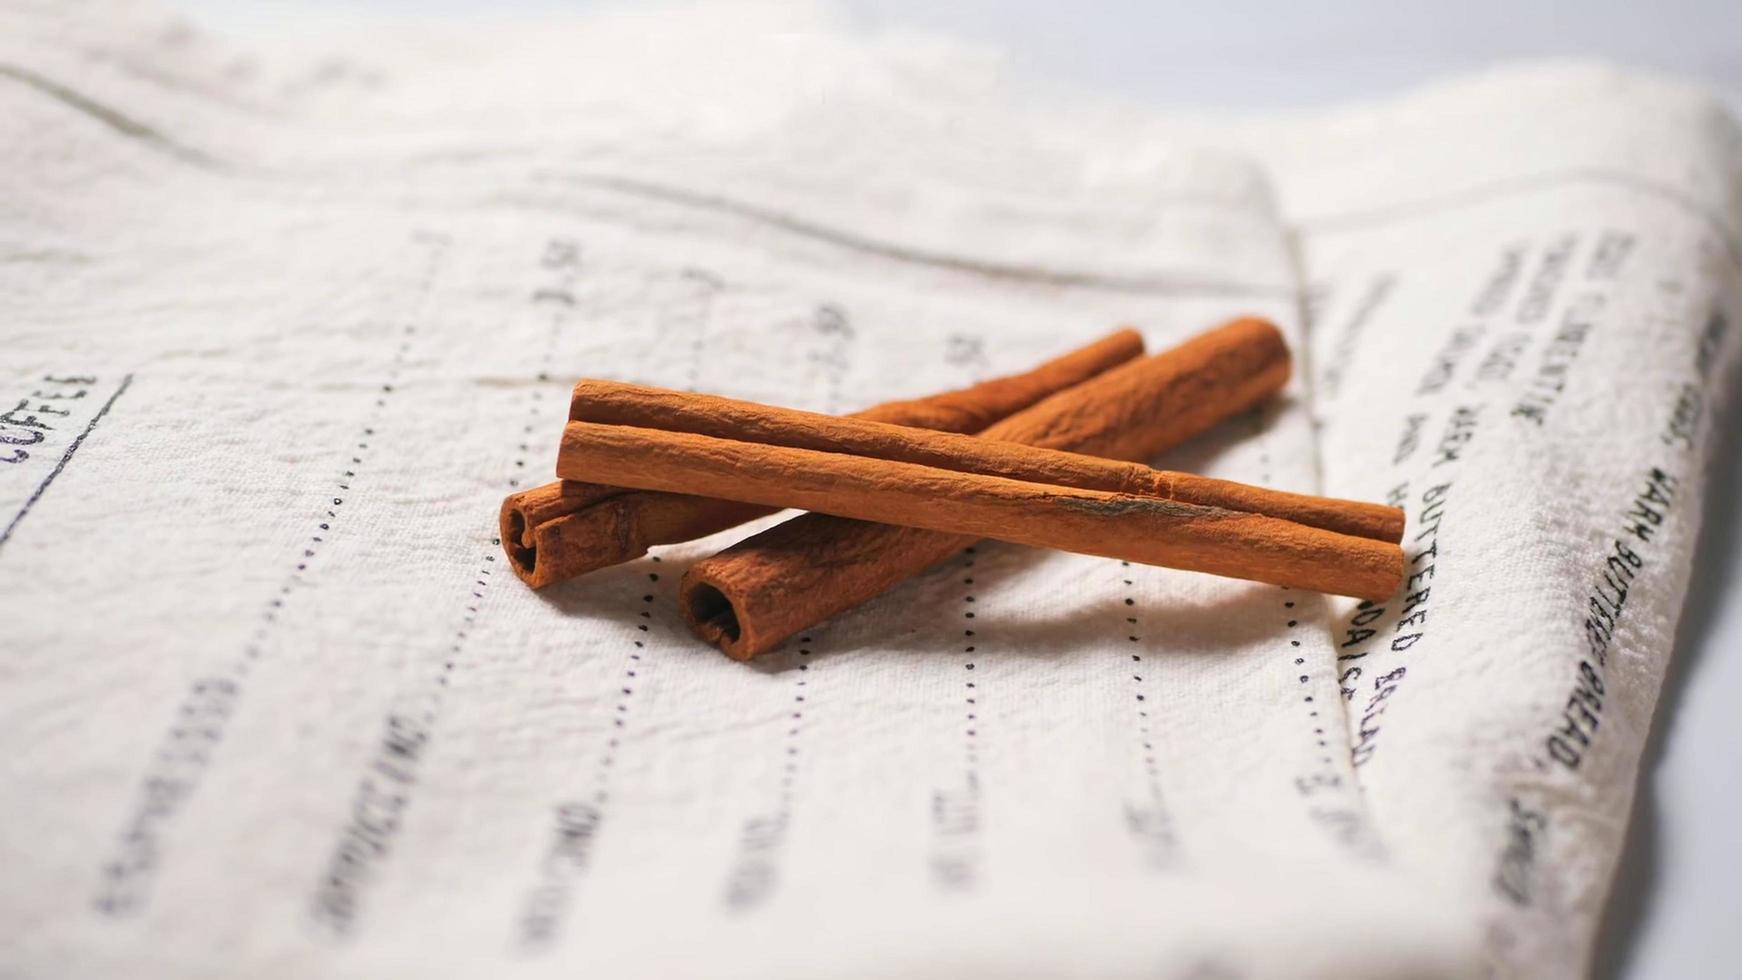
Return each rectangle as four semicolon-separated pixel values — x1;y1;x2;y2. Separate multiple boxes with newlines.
565;380;1404;544
557;396;1401;599
501;328;1144;588
668;316;1300;659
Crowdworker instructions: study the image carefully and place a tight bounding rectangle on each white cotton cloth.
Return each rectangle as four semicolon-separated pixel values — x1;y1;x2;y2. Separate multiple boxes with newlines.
1;3;1737;977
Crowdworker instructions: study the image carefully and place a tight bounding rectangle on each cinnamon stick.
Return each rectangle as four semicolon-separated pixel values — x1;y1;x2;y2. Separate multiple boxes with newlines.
556;396;1401;597
565;380;1403;544
672;316;1299;659
501;328;1143;588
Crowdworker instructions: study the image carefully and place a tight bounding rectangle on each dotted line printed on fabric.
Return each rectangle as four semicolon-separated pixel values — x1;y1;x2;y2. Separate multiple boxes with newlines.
1117;556;1180;871
719;633;815;914
309;256;574;938
929;546;985;893
518;262;728;948
593;556;662;803
1249;408;1384;861
91;232;450;918
781;638;813;809
1119;560;1163;795
718;315;855;914
961;547;981;779
1251;418;1335;771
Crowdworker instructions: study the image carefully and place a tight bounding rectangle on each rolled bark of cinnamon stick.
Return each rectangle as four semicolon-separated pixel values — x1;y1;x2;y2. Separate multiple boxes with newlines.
566;380;1403;544
675;316;1297;659
557;419;1403;598
501;328;1144;588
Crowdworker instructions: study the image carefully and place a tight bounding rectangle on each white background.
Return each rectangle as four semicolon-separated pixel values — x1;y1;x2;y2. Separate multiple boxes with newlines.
167;2;1742;977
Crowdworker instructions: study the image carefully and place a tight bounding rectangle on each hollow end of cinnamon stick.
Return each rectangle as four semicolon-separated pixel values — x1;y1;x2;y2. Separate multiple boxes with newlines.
502;498;539;583
684;580;745;652
499;481;624;588
502;495;638;590
680;553;822;662
502;486;777;589
501;499;624;591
